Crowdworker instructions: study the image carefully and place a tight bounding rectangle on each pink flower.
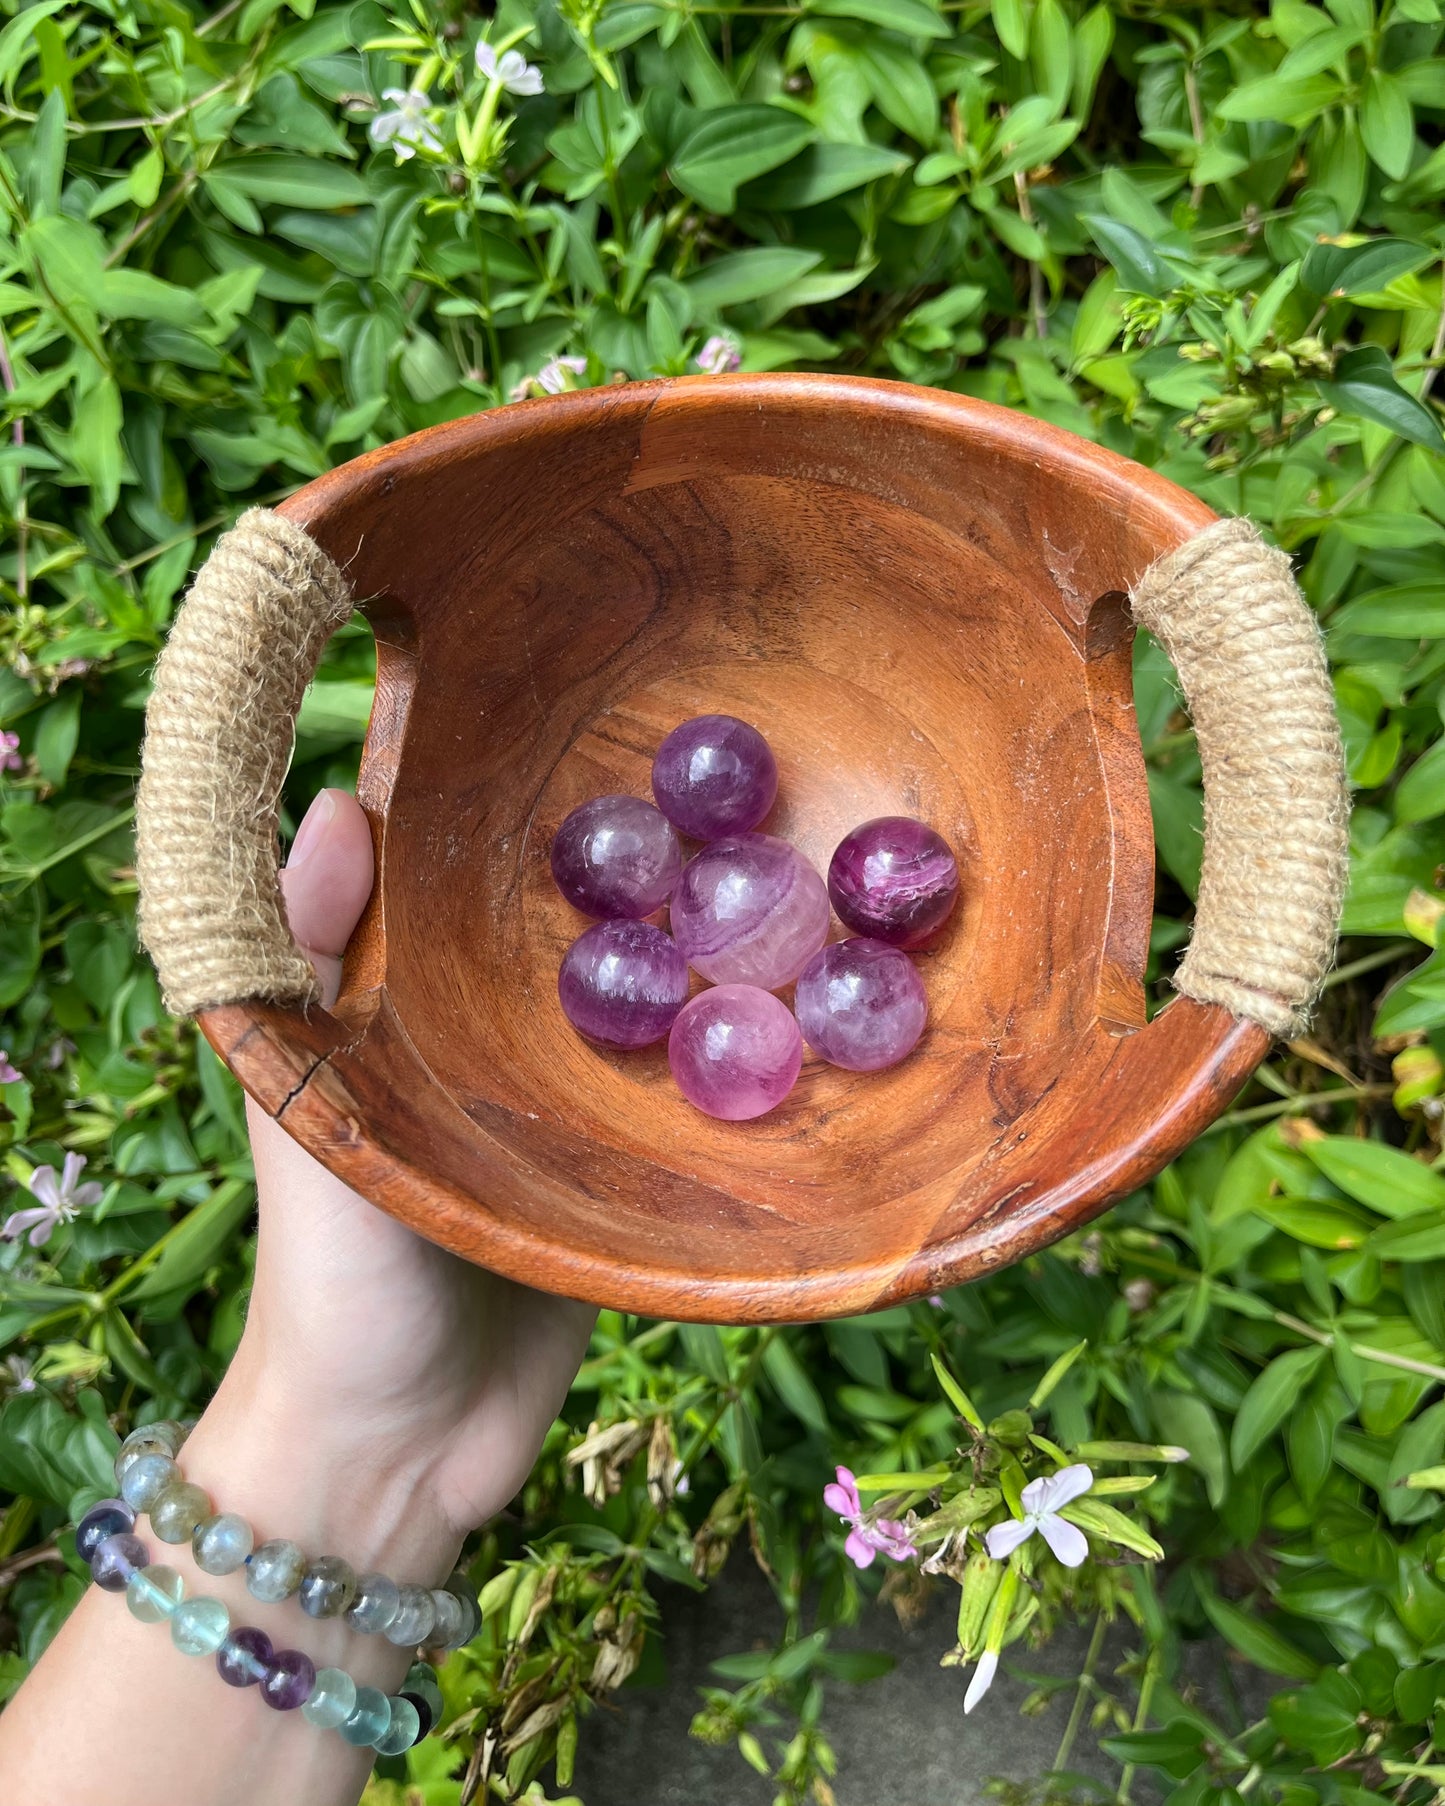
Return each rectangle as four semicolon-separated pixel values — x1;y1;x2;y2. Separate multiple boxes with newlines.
984;1464;1093;1569
2;1152;103;1248
0;1051;19;1084
695;334;741;375
824;1466;918;1570
0;731;20;773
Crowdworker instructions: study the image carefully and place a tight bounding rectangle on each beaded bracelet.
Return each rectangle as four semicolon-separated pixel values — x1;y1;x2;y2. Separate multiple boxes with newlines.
78;1505;441;1755
110;1421;480;1649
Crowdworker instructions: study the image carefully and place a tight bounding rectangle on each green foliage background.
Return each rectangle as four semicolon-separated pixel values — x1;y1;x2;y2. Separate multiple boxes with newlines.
4;0;1445;1799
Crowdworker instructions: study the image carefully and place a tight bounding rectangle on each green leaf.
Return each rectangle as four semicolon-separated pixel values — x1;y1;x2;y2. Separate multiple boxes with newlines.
1152;1392;1227;1507
931;1352;985;1429
685;247;823;309
1397;740;1445;827
1305;1137;1445;1217
991;0;1028;59
207;155;371;210
1060;1496;1164;1559
1300;237;1431;300
1080;215;1167;296
100;269;210;329
1099;1721;1205;1780
1231;1346;1327;1470
857;36;938;143
744;141;910;208
128;1180;255;1301
1360;68;1414;180
33;690;79;789
1330;583;1445;638
0;0;68;84
817;0;949;36
1317;345;1445;452
1367;1209;1445;1262
1217;73;1343;123
761;1335;830;1435
669;106;815;212
1200;1592;1319;1679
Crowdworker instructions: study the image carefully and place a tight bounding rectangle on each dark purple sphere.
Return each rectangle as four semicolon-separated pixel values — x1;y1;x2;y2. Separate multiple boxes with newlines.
551;794;682;919
77;1498;135;1564
652;715;778;840
558;920;690;1048
794;939;928;1072
90;1532;147;1593
216;1625;273;1688
668;984;803;1120
261;1647;317;1711
827;817;959;948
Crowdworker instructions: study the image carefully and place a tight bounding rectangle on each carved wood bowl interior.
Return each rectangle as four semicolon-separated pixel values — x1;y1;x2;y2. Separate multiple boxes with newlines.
202;375;1270;1323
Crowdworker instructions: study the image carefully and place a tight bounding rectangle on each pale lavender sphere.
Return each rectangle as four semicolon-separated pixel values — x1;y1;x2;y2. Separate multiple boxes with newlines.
551;794;682;919
828;817;959;948
794;938;928;1072
668;985;803;1120
670;833;830;990
652;715;778;840
558;920;690;1048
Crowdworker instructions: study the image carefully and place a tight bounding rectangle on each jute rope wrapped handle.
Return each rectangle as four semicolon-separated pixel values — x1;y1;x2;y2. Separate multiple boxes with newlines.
135;509;1349;1038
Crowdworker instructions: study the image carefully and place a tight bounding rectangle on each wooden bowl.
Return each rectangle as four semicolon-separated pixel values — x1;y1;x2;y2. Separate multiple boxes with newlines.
198;375;1272;1322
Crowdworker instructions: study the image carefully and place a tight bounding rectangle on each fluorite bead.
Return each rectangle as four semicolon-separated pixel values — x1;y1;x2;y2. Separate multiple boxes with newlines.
119;1453;177;1513
346;1570;400;1635
77;1498;135;1564
445;1582;482;1646
301;1666;359;1730
193;1511;254;1576
385;1583;437;1647
150;1479;211;1544
550;794;682;919
340;1686;392;1747
126;1563;184;1624
670;833;830;989
558;920;689;1048
260;1648;317;1711
246;1538;307;1603
402;1661;443;1731
375;1695;422;1756
827;816;959;947
428;1588;467;1649
651;714;778;840
668;985;803;1121
794;938;928;1072
171;1595;231;1656
216;1625;273;1688
91;1531;147;1593
299;1555;357;1619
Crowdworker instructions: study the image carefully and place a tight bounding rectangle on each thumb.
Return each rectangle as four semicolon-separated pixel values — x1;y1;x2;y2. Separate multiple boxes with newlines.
280;788;375;1007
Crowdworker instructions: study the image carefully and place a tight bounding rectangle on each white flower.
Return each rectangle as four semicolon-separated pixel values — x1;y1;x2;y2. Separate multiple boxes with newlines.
369;88;443;162
963;1649;997;1714
2;1152;104;1248
476;41;544;96
3;1354;35;1393
984;1464;1094;1569
695;333;742;375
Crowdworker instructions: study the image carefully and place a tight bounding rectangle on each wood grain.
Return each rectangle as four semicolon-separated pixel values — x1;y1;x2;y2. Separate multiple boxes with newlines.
199;375;1271;1324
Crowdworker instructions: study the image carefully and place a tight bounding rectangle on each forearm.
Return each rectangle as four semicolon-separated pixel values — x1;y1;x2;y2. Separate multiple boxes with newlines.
0;1346;462;1806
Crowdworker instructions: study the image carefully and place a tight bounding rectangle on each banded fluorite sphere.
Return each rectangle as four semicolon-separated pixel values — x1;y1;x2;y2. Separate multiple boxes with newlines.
794;939;928;1072
216;1625;273;1689
260;1648;317;1711
670;833;830;989
827;817;959;947
558;920;690;1048
91;1531;147;1593
77;1498;134;1564
652;714;778;840
550;794;682;919
669;985;803;1120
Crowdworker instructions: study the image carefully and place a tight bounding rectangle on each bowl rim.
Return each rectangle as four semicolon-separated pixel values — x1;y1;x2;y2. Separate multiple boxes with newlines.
200;373;1272;1323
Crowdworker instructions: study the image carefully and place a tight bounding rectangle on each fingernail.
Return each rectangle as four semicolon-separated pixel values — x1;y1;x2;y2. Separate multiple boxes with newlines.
287;790;336;871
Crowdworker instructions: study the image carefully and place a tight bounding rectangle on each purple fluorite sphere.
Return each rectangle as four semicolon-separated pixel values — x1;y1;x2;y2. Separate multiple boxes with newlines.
652;715;778;840
558;920;690;1048
670;833;830;990
550;794;682;919
827;817;959;948
794;938;928;1072
260;1647;317;1711
216;1625;273;1688
91;1532;148;1593
668;985;803;1120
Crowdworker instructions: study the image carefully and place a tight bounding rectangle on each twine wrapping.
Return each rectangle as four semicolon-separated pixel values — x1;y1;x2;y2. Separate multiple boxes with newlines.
134;506;1348;1040
1131;516;1349;1038
136;508;354;1017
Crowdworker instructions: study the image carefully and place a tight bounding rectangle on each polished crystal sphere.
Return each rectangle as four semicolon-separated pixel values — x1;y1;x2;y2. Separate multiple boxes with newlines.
651;714;778;839
558;920;690;1048
670;833;830;989
827;816;959;947
794;938;928;1071
668;985;803;1120
550;794;682;918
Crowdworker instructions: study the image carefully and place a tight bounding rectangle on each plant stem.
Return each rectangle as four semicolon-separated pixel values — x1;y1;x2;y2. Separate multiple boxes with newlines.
1053;1612;1108;1775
